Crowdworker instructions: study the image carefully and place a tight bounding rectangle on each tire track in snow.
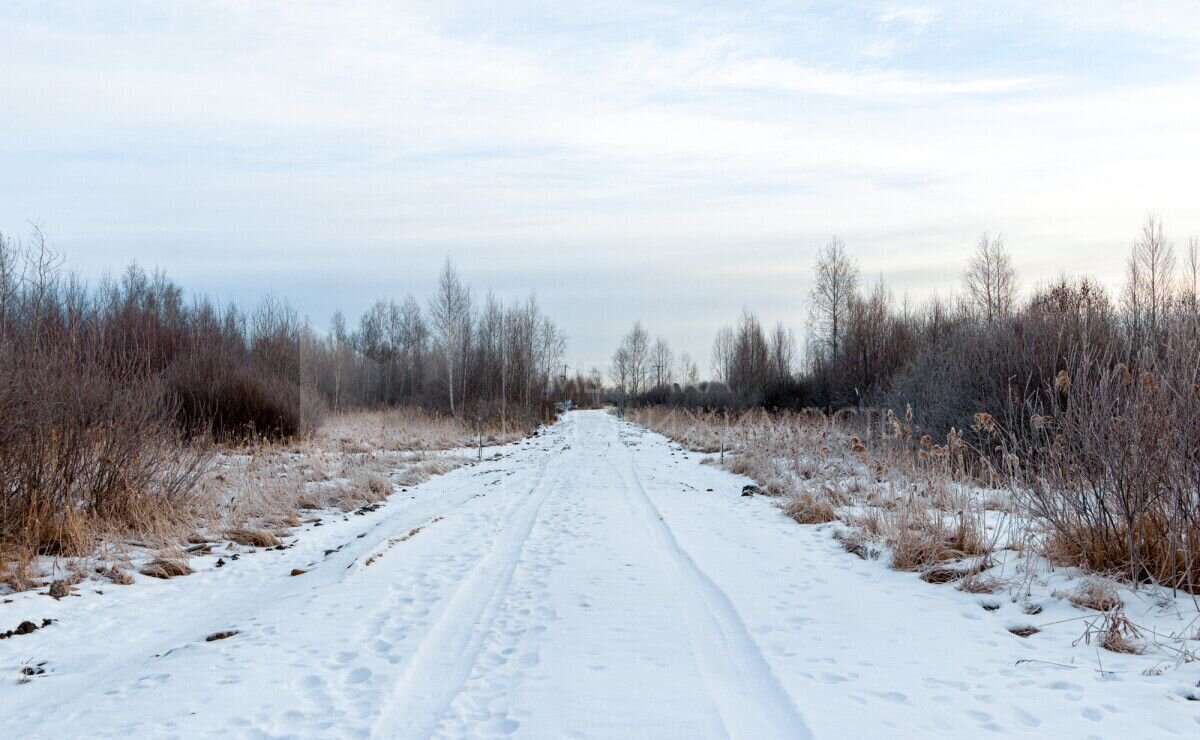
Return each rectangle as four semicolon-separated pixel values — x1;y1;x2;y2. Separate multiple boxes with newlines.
605;426;814;740
369;416;577;738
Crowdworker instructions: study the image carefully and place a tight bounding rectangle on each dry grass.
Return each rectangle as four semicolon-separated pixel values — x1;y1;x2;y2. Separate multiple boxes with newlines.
1063;579;1122;612
139;554;193;579
96;565;133;586
0;406;499;593
323;408;525;453
784;493;837;524
958;572;1003;594
629;405;1005;581
223;527;282;548
190;408;479;542
1075;604;1145;654
834;528;877;560
1098;607;1144;654
884;506;990;572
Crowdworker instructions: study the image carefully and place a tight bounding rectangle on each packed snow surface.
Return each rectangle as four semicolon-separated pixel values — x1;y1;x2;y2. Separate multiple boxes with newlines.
2;410;1197;738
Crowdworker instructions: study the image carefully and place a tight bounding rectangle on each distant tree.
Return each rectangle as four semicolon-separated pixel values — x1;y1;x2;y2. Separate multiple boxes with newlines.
610;322;650;397
651;336;673;390
710;325;735;385
768;322;795;385
1182;236;1198;315
963;231;1017;322
730;309;769;401
677;352;699;387
1123;214;1176;348
428;259;471;416
808;236;859;365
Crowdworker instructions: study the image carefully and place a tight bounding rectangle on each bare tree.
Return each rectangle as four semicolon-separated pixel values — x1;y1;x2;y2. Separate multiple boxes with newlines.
428;259;470;416
710;325;735;385
1183;236;1199;316
677;351;699;387
768;322;795;385
1123;214;1176;347
963;231;1017;322
808;236;859;365
651;336;673;390
731;309;769;400
610;322;650;397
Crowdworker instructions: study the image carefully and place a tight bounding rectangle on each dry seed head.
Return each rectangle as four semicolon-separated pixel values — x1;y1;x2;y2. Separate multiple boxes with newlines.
971;412;996;434
1114;362;1133;386
1140;371;1156;392
920;435;934;450
1054;369;1071;392
947;427;964;451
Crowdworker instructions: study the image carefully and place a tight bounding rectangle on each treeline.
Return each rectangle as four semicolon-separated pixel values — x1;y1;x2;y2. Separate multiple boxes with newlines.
614;216;1200;586
293;260;570;429
614;216;1200;436
0;230;566;552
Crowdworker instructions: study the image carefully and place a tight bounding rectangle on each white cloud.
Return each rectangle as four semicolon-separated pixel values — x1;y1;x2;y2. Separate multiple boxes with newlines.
879;6;939;27
1;0;1199;370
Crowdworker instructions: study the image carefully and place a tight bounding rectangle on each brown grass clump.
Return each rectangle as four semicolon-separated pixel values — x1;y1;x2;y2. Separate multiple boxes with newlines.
725;456;756;477
920;564;968;584
224;527;281;548
834;528;878;560
1;550;41;592
206;630;240;642
1044;517;1200;593
97;565;134;586
886;506;990;571
1065;579;1121;612
363;474;392;499
140;554;192;579
396;457;464;487
784;493;837;524
958;572;1003;594
1008;625;1040;638
1098;607;1143;654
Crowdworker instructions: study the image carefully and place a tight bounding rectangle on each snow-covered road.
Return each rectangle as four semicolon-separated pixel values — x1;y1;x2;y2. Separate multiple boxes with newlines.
2;410;1197;738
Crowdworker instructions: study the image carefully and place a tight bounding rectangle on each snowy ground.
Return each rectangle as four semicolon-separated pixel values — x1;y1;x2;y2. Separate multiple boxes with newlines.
1;410;1197;738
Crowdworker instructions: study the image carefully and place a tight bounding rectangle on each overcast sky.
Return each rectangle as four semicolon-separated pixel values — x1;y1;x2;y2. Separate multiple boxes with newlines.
3;1;1199;373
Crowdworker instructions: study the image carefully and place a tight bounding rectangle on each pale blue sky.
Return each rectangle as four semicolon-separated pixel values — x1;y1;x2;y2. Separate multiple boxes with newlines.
3;1;1199;371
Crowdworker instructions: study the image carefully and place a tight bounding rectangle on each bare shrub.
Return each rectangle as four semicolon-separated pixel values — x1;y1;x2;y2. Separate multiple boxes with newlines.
1010;333;1200;591
168;353;325;442
0;348;209;556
